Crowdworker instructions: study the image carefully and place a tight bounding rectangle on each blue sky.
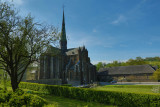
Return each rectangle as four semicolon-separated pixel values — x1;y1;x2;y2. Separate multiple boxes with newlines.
4;0;160;64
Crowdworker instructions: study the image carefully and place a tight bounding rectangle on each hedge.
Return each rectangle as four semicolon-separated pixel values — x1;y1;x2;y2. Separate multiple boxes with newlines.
19;82;160;107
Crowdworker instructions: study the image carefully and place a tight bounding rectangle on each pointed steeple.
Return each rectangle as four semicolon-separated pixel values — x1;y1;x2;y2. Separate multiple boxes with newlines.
61;9;66;41
60;9;67;53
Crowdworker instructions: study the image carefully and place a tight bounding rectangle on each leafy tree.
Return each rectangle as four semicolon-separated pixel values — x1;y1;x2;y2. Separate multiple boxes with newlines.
0;2;58;91
136;56;143;61
150;69;160;81
105;60;121;67
126;58;147;65
144;57;160;61
95;62;106;71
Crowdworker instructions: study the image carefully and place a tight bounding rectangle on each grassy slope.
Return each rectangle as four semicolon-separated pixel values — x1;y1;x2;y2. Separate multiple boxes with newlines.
93;85;160;94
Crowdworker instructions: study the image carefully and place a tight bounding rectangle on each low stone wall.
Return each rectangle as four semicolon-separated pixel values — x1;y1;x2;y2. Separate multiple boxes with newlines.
26;79;62;85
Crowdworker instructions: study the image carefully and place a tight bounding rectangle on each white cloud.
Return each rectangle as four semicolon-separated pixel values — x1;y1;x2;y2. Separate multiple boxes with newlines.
111;0;147;25
111;15;127;25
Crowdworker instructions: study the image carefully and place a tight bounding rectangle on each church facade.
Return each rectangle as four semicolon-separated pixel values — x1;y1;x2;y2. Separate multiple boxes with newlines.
39;11;96;85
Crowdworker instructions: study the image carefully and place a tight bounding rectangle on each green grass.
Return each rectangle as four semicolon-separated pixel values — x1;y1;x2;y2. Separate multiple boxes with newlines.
93;85;160;94
40;94;114;107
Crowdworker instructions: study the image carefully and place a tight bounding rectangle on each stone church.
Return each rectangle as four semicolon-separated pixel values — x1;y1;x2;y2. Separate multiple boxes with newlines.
39;11;96;85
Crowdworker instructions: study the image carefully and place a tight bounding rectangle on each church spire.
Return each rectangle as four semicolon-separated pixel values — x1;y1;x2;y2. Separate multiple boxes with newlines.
61;9;66;40
60;9;67;53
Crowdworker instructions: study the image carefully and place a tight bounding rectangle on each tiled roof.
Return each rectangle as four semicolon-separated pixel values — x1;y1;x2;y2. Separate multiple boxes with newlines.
98;65;156;75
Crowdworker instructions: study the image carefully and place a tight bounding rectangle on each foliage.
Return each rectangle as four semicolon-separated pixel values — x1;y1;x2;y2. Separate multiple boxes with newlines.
95;56;160;71
19;82;160;106
150;69;160;80
2;71;8;92
143;57;160;61
0;1;58;91
0;88;47;107
96;62;106;71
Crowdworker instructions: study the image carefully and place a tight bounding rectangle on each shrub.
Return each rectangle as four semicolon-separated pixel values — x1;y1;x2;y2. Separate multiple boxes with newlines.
25;94;47;106
0;88;47;107
0;91;12;103
8;93;47;107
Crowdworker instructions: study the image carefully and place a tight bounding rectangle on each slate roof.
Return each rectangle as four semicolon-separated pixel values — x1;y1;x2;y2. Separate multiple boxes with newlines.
42;45;87;56
98;65;156;76
66;47;85;56
41;45;61;56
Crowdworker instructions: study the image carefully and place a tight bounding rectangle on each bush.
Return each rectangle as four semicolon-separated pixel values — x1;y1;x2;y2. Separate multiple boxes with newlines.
8;94;47;107
25;94;47;106
0;88;47;107
0;91;12;103
19;82;160;106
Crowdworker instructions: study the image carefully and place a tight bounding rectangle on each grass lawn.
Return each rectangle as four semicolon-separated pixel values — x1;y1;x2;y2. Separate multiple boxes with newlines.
93;85;160;94
40;94;115;107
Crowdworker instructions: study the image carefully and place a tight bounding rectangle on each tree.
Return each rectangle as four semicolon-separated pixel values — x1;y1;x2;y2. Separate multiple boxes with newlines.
126;58;147;65
151;69;160;81
0;2;58;91
105;60;122;68
95;62;106;71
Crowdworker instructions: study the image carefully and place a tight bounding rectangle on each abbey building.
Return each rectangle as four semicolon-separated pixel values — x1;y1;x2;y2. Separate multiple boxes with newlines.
39;11;96;85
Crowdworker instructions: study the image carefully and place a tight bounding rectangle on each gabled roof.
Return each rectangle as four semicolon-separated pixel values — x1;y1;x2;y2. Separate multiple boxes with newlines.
98;65;156;75
65;47;85;56
41;45;61;56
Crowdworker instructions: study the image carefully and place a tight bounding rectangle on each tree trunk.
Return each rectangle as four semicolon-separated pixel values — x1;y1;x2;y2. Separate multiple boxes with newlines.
11;77;19;92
